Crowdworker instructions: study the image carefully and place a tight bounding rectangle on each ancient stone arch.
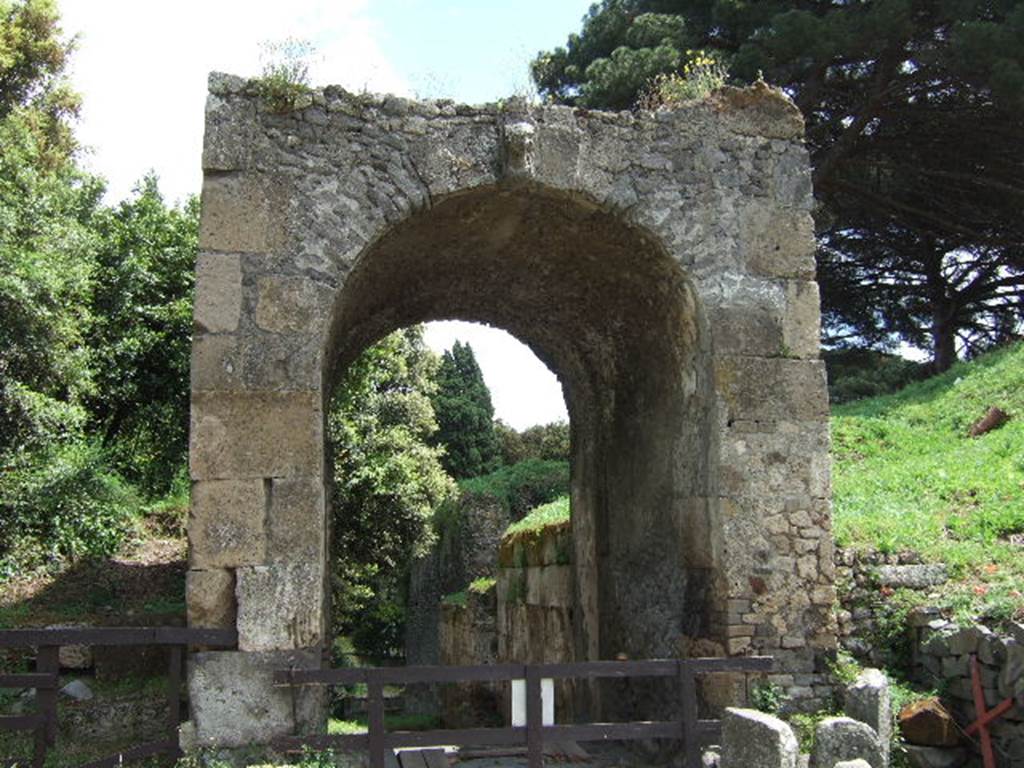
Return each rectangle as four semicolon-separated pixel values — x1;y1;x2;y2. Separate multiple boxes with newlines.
185;73;835;747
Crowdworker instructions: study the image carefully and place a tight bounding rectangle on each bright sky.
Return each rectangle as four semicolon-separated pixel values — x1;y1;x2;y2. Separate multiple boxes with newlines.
60;0;585;429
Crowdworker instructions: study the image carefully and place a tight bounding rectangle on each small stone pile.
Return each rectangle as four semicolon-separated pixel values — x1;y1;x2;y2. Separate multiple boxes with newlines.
718;668;891;768
908;619;1024;765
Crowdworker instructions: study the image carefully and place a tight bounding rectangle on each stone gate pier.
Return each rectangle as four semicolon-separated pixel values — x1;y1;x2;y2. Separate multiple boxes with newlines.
185;72;836;747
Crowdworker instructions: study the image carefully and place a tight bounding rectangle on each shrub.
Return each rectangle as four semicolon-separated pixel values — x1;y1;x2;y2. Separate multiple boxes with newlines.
0;440;138;575
458;459;569;521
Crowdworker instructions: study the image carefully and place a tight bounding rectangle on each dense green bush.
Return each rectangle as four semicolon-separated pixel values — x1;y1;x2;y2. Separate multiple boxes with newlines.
0;441;139;576
458;458;569;521
824;348;928;404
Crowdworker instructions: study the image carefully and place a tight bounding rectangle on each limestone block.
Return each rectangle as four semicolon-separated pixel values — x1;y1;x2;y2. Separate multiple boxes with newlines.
714;357;828;423
782;280;821;359
266;476;325;562
254;276;331;335
532;122;584;190
189;391;321;480
199;172;288;254
192;330;322;393
186;568;236;629
705;302;784;358
193;253;241;333
189;479;265;568
720;707;799;768
236;563;324;651
188;649;322;747
539;566;573;608
811;717;885;768
203;92;255;171
739;205;816;280
845;668;891;765
998;638;1024;704
720;426;831;502
190;333;243;391
875;564;948;590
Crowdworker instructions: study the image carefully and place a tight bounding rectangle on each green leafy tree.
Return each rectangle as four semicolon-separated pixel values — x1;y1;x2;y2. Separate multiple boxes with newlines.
86;175;199;494
0;0;98;460
533;1;1024;370
329;328;456;658
495;420;570;465
0;0;80;165
430;341;501;479
0;0;146;573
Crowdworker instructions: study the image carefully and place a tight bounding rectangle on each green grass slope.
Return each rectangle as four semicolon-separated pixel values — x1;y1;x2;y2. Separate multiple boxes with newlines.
832;342;1024;621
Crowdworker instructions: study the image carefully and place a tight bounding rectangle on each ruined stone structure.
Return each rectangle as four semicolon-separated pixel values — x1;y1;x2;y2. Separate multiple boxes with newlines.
185;72;835;747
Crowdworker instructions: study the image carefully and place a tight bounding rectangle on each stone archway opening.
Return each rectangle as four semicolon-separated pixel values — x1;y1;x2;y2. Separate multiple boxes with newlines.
186;78;834;749
323;185;715;720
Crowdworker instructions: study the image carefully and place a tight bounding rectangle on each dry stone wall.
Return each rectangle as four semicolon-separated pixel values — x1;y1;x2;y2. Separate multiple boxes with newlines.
187;72;833;746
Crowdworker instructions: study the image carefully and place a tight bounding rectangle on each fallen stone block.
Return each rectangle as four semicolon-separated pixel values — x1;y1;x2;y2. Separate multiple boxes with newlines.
720;707;799;768
898;698;960;747
845;668;891;764
811;716;884;768
874;564;948;590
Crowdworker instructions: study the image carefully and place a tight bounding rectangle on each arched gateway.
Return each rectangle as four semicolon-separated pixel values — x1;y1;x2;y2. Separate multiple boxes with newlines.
185;73;835;747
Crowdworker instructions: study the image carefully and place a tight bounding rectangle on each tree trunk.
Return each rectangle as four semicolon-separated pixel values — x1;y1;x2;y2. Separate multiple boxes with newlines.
924;247;958;373
932;307;957;373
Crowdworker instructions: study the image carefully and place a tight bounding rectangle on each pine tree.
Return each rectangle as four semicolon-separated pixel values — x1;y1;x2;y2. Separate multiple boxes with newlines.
533;1;1024;370
430;341;502;479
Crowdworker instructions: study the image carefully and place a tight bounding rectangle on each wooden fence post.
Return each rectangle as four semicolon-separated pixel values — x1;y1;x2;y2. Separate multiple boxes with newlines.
36;645;59;746
526;666;544;768
166;645;183;752
368;675;386;768
679;660;699;768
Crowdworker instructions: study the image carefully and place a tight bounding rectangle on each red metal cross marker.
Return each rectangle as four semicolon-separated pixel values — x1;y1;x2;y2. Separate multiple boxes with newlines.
965;653;1016;768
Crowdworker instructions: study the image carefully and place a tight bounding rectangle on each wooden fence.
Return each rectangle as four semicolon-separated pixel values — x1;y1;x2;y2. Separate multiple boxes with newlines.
0;627;237;768
274;656;773;768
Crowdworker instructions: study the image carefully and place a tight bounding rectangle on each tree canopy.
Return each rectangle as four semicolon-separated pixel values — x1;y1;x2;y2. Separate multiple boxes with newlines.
329;328;456;656
0;1;200;572
430;341;502;479
533;1;1024;369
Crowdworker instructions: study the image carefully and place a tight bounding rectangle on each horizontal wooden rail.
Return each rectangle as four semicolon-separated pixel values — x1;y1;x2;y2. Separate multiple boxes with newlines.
0;673;58;690
275;656;774;768
275;662;528;686
0;627;237;648
0;713;45;732
533;659;679;678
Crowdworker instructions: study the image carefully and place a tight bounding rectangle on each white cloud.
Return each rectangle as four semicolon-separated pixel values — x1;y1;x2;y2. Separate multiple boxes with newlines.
423;322;568;431
60;0;408;203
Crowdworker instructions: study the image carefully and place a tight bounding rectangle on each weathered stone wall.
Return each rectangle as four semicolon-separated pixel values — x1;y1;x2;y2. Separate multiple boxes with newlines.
406;492;510;714
187;72;833;745
496;523;576;720
438;589;501;727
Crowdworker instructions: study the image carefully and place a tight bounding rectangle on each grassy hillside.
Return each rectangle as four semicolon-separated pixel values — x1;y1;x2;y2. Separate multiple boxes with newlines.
832;342;1024;622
